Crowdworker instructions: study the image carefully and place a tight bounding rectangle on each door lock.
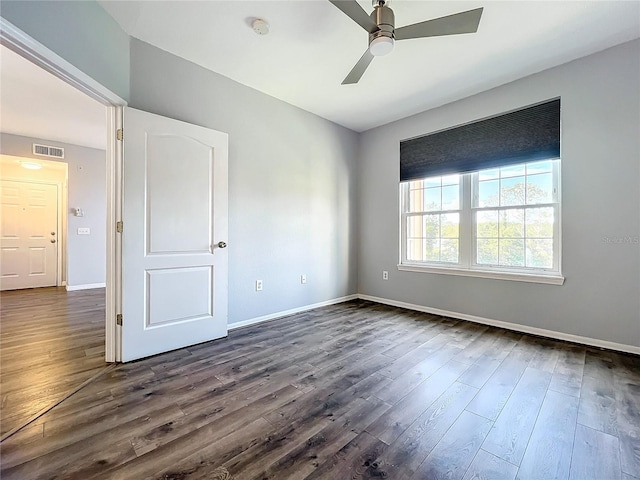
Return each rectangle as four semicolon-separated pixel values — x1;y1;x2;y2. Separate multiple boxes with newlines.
217;241;227;249
50;239;56;243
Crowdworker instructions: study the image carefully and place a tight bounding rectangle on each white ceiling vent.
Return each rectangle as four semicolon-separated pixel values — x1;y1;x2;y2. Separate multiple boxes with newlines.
33;144;65;159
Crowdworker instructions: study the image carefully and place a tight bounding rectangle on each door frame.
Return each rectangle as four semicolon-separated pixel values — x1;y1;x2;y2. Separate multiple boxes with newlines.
1;17;126;362
0;174;66;288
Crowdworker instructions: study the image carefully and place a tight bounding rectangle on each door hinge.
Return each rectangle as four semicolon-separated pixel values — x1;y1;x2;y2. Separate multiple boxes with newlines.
116;221;123;233
116;314;123;326
116;128;123;141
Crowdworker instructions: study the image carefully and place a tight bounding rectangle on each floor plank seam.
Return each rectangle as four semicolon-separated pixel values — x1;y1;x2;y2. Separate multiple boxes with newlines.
0;363;116;444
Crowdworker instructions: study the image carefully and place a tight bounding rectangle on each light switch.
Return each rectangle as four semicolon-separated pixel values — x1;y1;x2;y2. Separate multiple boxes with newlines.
77;227;90;235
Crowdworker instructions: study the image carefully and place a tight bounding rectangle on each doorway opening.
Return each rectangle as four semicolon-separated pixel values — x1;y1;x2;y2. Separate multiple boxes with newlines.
0;19;124;441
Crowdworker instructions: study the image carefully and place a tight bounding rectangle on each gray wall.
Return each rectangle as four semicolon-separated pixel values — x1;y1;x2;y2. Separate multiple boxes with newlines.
1;1;130;101
0;133;107;287
129;39;359;325
358;40;640;348
3;1;637;347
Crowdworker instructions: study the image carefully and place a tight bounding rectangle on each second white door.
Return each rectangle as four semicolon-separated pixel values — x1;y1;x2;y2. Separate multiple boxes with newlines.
0;180;58;290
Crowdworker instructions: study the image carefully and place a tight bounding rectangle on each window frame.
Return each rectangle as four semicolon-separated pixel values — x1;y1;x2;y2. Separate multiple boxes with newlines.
399;160;564;285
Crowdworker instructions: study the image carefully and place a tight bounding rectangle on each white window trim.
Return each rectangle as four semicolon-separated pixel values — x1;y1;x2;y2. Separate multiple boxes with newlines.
397;263;564;285
399;160;563;285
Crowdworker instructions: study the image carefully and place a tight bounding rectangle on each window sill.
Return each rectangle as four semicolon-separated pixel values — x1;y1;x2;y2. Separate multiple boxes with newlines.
397;264;565;285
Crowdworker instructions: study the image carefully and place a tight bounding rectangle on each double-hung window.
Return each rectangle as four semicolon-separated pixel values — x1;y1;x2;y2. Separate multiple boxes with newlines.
399;99;563;284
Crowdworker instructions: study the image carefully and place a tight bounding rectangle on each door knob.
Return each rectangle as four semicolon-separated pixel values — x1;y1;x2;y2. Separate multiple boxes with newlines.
217;241;227;249
50;239;56;243
51;232;56;236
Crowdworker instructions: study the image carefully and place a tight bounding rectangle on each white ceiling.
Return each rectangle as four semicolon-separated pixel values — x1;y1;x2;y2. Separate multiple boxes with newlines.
0;45;106;150
99;0;640;132
0;1;637;146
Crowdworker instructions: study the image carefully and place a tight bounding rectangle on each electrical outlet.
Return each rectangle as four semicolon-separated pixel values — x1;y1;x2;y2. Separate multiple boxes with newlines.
77;227;91;235
382;271;389;280
301;274;307;284
255;280;263;291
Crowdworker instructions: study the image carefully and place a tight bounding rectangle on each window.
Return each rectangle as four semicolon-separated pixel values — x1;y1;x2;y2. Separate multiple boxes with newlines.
401;159;561;282
398;99;562;283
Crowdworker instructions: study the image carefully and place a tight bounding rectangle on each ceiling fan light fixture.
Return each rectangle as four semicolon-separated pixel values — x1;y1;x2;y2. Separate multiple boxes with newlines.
369;36;394;56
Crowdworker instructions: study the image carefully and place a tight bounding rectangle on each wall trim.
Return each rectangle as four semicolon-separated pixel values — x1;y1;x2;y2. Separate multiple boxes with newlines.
227;293;639;355
358;294;640;355
0;17;126;106
228;294;359;331
66;283;106;291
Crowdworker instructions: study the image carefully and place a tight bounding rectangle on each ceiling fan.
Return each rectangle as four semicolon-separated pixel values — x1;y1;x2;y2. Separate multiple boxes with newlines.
329;0;483;84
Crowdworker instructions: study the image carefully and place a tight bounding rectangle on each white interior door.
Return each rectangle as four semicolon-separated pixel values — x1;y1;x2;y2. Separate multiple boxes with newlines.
0;180;58;290
121;108;228;362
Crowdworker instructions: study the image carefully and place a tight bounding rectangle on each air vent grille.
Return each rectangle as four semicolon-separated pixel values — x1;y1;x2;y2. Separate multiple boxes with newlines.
33;144;65;158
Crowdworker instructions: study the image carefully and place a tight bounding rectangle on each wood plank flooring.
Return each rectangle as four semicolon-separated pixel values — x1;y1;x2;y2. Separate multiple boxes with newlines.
0;287;106;438
1;289;639;479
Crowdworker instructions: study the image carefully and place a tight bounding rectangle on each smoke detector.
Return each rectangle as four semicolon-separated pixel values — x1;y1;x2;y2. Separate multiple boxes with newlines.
252;19;270;35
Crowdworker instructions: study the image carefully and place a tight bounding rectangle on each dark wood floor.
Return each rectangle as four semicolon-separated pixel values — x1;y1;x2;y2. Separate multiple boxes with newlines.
0;287;106;438
1;290;639;480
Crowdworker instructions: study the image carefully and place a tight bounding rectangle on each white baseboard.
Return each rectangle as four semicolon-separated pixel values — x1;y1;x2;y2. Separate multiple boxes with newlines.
229;294;359;331
358;294;640;355
66;283;106;291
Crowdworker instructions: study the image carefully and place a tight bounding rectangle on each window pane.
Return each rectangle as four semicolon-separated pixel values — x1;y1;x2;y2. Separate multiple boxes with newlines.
477;238;499;265
499;209;524;238
424;187;441;211
442;185;459;210
424;239;439;262
407;215;423;238
441;174;460;186
501;164;526;178
478;180;499;207
500;239;525;266
500;176;526;206
440;239;459;263
526;160;552;175
441;213;459;238
525;207;554;238
407;239;423;261
424;214;440;238
424;177;441;188
476;210;499;238
526;173;553;204
403;161;559;272
479;168;499;181
526;239;553;268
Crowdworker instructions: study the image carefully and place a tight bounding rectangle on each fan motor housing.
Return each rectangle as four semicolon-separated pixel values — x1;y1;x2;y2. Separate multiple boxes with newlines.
369;5;395;43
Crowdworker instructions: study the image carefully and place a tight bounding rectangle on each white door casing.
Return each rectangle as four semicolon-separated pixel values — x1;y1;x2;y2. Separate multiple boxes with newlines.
120;108;229;362
0;180;58;290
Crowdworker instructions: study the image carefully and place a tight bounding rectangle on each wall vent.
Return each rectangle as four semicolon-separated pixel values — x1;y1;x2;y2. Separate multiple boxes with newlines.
33;144;65;159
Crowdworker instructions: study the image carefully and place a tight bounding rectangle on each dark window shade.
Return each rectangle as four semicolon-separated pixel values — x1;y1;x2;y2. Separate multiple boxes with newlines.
400;99;560;182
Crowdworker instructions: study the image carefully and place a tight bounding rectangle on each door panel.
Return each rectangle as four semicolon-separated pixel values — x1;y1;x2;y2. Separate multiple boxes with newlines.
121;108;228;362
146;135;213;254
0;180;57;290
28;247;48;274
147;266;213;326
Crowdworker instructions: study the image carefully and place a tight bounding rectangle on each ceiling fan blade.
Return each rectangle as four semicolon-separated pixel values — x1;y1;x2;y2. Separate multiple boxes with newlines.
395;7;483;41
328;0;378;33
342;49;375;85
